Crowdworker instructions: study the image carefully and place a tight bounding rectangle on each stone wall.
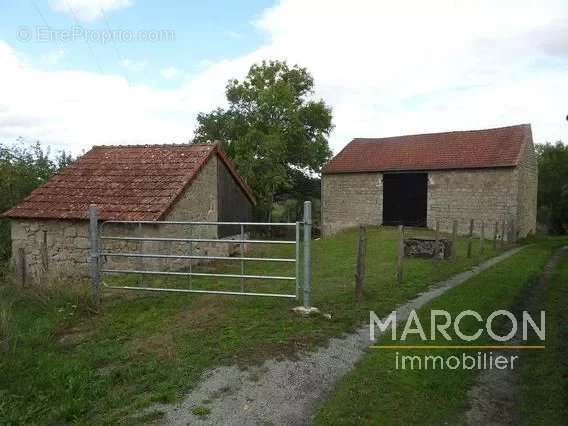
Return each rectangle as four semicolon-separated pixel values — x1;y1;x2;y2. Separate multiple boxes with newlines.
426;168;518;237
10;219;91;284
10;155;248;285
322;150;537;239
321;172;381;236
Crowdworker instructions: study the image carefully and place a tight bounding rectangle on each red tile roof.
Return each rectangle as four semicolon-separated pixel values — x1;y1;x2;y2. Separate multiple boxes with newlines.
2;143;255;221
323;124;532;174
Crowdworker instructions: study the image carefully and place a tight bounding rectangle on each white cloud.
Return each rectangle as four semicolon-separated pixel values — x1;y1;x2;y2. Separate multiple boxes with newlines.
160;66;181;80
1;0;568;157
120;58;146;72
41;48;65;64
50;0;132;22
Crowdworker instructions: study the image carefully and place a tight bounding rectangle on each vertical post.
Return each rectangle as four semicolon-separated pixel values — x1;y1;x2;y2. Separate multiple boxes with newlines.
397;225;404;284
240;223;245;292
137;222;143;286
501;220;506;248
467;219;474;258
355;225;367;302
295;222;301;299
434;220;440;258
451;220;458;260
493;221;498;250
188;224;193;289
89;204;101;306
510;218;517;243
303;201;312;309
480;221;485;254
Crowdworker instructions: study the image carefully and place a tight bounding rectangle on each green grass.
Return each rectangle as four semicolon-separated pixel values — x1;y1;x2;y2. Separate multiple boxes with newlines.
517;248;568;425
0;226;508;423
313;239;567;425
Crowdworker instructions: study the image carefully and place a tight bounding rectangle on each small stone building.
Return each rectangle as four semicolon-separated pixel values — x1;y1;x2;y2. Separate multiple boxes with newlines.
322;124;537;238
2;143;255;284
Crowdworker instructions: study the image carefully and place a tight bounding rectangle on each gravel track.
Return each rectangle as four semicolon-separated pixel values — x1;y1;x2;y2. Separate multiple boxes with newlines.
154;247;524;426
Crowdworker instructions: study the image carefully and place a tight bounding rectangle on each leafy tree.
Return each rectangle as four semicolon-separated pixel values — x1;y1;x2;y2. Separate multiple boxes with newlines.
536;141;568;234
193;60;333;219
0;140;74;260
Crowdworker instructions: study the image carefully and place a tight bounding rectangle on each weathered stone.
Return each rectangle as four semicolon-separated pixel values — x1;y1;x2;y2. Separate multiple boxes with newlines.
404;237;452;260
64;227;77;238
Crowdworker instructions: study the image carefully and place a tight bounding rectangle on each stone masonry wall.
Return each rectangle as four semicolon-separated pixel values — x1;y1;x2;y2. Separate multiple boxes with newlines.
322;172;381;236
427;167;519;237
322;165;536;239
10;155;244;285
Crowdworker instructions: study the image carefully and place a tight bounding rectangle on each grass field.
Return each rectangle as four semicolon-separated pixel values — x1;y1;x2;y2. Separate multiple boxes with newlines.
313;239;567;425
0;226;507;423
518;247;568;424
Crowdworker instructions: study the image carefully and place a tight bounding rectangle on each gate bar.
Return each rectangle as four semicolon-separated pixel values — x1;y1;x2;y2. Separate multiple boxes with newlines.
100;236;295;245
100;252;295;262
101;268;296;280
102;283;296;298
101;220;298;227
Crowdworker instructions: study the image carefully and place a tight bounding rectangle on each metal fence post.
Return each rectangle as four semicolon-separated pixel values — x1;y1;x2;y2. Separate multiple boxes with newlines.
89;204;101;306
303;201;312;309
295;221;301;299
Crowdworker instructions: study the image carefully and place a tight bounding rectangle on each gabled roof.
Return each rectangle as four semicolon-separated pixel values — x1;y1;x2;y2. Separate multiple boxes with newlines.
323;124;532;174
2;143;255;221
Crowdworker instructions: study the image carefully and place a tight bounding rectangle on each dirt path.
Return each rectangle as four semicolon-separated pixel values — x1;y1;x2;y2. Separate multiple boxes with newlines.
153;247;524;426
464;246;567;425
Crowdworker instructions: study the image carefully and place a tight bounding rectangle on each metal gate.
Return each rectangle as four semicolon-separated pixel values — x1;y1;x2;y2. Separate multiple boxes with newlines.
89;201;312;307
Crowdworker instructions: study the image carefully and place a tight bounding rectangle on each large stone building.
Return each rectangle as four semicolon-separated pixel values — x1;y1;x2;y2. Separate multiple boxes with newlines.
321;124;537;238
2;143;255;284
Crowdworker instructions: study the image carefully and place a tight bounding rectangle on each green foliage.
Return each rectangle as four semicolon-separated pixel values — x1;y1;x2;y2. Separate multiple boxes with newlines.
193;60;333;217
0;139;73;260
536;141;568;234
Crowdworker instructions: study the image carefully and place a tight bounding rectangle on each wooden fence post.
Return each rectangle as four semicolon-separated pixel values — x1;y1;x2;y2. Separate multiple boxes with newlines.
355;225;367;302
434;220;440;257
480;221;485;254
493;221;498;250
500;220;506;248
467;219;474;258
451;220;458;260
397;225;404;284
510;219;517;243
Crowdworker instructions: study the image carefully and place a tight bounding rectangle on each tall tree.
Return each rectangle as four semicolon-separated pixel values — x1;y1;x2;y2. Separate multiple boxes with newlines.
0;140;74;260
193;60;333;218
536;141;568;234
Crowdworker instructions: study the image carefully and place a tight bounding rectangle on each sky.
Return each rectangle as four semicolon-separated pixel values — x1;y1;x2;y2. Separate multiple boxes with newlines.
0;0;567;155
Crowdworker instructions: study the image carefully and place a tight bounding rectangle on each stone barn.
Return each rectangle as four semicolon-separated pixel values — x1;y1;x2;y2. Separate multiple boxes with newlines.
321;124;537;238
1;143;256;284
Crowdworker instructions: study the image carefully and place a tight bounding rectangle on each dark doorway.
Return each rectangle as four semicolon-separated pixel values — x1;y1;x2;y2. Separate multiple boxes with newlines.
382;173;428;227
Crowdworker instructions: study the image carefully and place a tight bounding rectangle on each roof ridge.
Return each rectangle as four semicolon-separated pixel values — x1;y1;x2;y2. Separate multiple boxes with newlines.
92;143;213;148
351;123;531;142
